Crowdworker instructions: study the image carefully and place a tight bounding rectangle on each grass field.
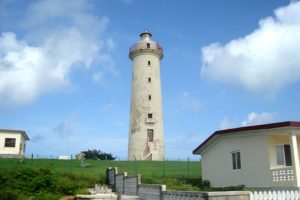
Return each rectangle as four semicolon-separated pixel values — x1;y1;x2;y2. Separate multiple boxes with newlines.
0;158;201;178
0;158;203;197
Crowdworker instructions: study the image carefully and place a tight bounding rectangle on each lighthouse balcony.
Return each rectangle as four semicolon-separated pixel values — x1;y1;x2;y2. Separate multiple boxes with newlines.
145;118;156;124
129;42;163;55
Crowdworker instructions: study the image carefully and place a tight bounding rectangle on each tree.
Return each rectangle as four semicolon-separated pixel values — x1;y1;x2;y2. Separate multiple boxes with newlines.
81;149;117;160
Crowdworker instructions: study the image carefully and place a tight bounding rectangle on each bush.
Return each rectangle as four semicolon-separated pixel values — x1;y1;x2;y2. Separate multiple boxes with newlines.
202;180;210;188
56;176;78;195
212;184;245;191
81;149;117;160
7;167;55;193
0;191;18;200
0;172;7;185
0;166;85;198
32;192;60;200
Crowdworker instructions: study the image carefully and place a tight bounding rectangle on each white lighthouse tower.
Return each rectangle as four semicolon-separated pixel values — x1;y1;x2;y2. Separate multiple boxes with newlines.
128;31;164;160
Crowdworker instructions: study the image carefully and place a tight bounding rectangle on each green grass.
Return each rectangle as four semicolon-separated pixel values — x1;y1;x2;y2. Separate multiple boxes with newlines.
0;158;201;178
0;158;203;199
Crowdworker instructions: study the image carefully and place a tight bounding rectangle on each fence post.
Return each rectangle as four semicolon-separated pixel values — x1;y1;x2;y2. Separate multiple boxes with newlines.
162;158;165;178
187;157;190;178
134;158;138;175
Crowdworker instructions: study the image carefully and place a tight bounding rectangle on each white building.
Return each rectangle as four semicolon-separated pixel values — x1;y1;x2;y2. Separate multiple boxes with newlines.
0;129;29;158
128;31;165;160
193;121;300;188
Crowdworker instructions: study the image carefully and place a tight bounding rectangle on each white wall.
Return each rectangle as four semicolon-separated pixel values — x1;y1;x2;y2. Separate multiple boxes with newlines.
0;132;23;155
298;136;300;166
202;134;271;187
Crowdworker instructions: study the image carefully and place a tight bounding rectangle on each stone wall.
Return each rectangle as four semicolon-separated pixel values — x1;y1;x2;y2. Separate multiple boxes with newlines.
115;172;127;194
162;191;206;200
106;167;251;200
124;175;141;196
107;167;118;191
138;184;166;200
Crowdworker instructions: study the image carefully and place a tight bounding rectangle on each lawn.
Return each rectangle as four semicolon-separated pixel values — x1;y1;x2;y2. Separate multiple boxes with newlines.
0;158;202;199
0;158;201;178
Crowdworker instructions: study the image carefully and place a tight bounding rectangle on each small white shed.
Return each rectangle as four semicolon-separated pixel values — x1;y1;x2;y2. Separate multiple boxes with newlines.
0;129;29;158
193;121;300;188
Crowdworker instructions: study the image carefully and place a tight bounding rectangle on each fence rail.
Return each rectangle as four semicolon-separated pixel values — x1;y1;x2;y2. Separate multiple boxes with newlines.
250;190;300;200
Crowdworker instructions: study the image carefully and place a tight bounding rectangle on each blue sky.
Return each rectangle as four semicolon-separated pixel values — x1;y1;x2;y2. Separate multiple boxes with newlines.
1;0;300;160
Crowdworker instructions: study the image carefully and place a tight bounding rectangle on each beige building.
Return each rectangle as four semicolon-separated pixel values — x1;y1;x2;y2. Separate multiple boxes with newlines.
128;31;164;160
193;121;300;188
0;129;29;158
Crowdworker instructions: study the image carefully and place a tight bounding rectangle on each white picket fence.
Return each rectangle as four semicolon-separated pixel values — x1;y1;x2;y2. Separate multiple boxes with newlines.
250;190;300;200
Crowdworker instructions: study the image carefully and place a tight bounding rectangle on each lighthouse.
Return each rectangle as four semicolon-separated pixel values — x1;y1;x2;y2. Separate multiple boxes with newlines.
128;31;164;160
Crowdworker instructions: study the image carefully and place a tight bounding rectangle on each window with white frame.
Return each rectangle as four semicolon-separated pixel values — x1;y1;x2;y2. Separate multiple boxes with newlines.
275;144;292;166
231;151;241;170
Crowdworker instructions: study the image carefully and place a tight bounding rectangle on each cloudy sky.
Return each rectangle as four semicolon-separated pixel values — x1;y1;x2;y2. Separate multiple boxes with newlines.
1;0;300;160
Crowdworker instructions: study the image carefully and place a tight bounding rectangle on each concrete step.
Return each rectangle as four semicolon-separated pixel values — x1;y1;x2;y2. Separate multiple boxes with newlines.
76;194;139;200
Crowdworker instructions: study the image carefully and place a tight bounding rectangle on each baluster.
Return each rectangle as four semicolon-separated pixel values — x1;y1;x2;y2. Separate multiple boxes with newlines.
254;191;259;200
282;191;286;200
250;191;254;200
273;191;278;200
268;191;273;200
278;190;282;200
295;190;300;199
286;190;291;200
259;191;264;200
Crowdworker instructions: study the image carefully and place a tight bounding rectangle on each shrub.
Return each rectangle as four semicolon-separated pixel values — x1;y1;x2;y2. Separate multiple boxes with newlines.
7;167;56;193
0;191;18;200
202;180;210;188
30;168;55;192
81;149;117;160
32;191;60;200
56;176;78;195
0;171;7;185
212;184;245;191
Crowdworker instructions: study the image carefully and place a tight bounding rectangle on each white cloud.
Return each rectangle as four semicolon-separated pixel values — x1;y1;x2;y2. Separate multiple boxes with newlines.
219;117;235;130
92;71;105;83
201;2;300;96
100;103;113;112
241;112;276;126
219;112;277;129
106;38;115;51
0;0;113;107
179;91;201;112
53;114;76;138
31;134;44;142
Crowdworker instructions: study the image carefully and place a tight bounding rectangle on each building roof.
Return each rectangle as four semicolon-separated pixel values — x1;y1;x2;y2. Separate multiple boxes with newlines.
0;129;29;140
193;121;300;155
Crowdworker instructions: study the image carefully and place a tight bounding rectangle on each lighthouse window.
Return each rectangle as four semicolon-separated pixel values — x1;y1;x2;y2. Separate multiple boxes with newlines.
148;77;151;83
147;129;154;142
147;43;150;48
148;113;153;118
148;95;152;101
148;61;151;65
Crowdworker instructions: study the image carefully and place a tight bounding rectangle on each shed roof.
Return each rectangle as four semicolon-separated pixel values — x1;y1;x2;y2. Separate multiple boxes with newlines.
0;129;29;140
193;121;300;155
